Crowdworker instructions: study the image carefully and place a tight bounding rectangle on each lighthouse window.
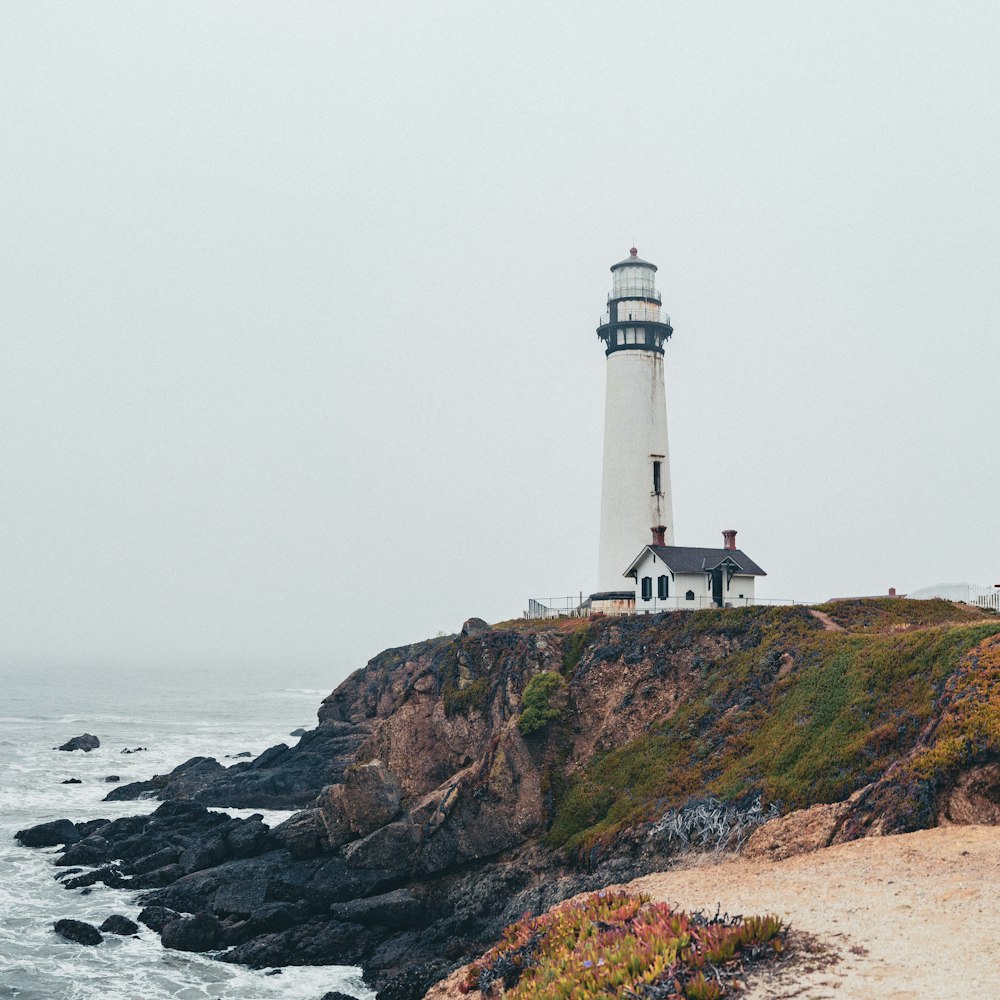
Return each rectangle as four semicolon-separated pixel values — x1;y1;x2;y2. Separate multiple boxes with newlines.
641;576;652;601
617;331;625;345
653;460;662;494
636;329;645;344
626;328;636;344
658;575;669;599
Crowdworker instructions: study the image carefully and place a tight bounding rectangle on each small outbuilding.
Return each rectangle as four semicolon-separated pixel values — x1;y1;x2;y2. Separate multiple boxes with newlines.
624;528;766;611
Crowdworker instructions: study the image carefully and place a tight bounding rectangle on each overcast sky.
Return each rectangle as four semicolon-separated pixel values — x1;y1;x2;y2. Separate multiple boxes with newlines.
2;2;998;683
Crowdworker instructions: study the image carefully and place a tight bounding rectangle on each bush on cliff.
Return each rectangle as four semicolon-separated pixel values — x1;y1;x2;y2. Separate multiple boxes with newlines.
518;671;566;736
459;890;783;999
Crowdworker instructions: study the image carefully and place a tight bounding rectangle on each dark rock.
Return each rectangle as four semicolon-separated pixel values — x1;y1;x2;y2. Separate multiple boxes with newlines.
75;818;111;837
226;816;274;858
321;993;358;1000
104;775;121;783
53;918;103;945
132;862;185;888
121;746;148;753
376;963;444;1000
54;868;84;879
138;905;179;932
342;823;419;870
16;818;81;847
290;728;307;737
57;733;100;752
265;967;282;975
179;834;229;874
226;751;253;759
161;912;224;952
64;865;127;890
104;724;370;809
100;914;139;935
104;779;159;801
272;810;329;859
58;834;111;866
219;917;374;968
461;617;492;637
61;778;83;784
130;846;182;875
329;888;424;929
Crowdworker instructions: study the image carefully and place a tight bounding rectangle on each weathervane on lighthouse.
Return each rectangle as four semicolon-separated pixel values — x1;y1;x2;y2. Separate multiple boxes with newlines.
591;247;675;612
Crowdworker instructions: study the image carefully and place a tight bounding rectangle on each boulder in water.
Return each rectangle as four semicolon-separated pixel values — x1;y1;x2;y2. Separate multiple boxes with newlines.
138;905;179;932
61;778;82;784
104;775;120;783
56;734;100;752
160;912;223;952
15;818;81;847
53;918;103;945
100;914;139;935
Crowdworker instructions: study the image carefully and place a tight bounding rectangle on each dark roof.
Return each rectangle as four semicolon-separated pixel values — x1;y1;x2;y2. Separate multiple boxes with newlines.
611;250;658;272
627;545;767;577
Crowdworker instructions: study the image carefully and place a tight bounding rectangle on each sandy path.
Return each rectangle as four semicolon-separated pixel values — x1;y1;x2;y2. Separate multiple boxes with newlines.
628;825;1000;999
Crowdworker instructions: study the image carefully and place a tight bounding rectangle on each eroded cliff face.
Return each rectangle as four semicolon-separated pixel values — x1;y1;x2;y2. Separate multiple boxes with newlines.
18;601;1000;1000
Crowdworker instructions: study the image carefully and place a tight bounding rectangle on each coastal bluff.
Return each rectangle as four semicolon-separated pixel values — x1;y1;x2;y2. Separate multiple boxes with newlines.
16;599;1000;999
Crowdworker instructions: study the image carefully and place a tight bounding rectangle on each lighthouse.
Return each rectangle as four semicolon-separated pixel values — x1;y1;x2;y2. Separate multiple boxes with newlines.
592;248;674;607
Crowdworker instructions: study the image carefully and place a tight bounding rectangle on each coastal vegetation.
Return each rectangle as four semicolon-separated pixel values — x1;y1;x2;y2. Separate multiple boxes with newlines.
518;671;567;735
459;890;784;999
545;600;1000;855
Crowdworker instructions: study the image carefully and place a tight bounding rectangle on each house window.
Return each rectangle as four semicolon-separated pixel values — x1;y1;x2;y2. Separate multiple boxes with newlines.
685;590;695;601
641;576;652;601
652;460;662;494
658;575;668;600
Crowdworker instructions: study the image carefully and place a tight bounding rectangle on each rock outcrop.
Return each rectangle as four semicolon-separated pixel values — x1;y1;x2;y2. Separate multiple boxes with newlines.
53;918;103;945
56;733;100;752
17;601;1000;998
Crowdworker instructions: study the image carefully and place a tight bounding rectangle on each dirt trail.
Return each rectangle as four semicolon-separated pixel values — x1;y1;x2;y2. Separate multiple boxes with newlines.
629;825;1000;999
807;609;844;631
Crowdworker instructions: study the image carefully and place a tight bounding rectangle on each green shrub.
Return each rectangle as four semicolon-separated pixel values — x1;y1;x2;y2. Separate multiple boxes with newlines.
518;671;566;736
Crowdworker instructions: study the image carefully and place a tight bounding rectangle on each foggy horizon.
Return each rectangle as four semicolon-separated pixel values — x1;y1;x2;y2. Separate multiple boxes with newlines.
3;3;998;683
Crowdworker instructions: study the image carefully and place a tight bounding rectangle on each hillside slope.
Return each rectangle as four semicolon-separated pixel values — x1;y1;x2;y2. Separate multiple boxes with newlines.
18;600;1000;998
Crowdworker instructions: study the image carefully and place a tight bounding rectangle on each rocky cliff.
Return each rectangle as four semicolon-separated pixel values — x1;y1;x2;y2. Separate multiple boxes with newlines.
17;600;1000;999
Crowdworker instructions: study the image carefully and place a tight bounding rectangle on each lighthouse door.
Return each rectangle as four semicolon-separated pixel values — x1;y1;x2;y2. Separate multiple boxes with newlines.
710;568;724;608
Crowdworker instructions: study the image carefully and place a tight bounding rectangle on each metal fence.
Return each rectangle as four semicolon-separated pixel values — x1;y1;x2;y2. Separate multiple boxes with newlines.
525;595;798;619
526;597;589;620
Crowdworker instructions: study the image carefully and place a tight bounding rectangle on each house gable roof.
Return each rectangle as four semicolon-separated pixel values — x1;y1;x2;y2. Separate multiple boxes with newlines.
624;545;767;578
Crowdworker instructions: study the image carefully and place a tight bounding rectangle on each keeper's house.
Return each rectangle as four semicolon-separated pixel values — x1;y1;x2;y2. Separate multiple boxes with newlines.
624;528;766;611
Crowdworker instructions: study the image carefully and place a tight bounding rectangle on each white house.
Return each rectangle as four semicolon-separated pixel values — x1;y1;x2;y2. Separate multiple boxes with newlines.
623;529;767;611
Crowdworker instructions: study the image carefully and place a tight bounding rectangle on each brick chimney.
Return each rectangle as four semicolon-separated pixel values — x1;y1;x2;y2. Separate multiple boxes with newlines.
888;587;897;597
651;525;667;547
722;529;737;551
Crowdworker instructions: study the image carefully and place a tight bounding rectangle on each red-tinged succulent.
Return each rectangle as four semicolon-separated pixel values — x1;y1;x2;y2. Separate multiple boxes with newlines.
459;891;784;999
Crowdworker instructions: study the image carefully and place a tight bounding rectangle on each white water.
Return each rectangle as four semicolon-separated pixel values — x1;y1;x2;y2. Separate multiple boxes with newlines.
0;661;373;1000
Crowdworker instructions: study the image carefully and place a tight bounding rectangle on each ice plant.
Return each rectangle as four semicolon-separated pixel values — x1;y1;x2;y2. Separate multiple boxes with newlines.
459;891;784;999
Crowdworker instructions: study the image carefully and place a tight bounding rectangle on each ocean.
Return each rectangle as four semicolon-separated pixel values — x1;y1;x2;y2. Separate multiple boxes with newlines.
0;659;373;1000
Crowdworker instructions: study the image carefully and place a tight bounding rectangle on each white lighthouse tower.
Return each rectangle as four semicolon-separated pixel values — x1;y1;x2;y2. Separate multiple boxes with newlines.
592;247;674;607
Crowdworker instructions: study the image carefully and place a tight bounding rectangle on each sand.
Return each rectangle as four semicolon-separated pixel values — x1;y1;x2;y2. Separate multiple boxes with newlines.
628;825;1000;999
